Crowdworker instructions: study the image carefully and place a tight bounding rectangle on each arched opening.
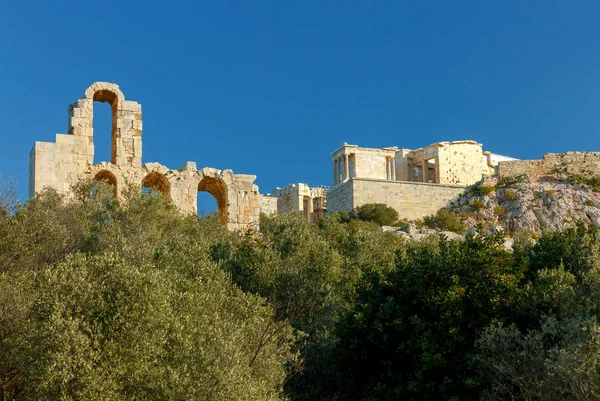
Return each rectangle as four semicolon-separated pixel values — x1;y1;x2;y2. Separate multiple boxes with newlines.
142;172;170;197
197;191;218;217
198;177;228;227
94;170;118;196
92;90;119;165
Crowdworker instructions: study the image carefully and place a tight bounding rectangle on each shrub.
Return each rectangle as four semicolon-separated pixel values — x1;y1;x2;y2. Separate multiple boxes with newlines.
494;205;506;216
472;199;488;211
350;203;399;226
570;174;600;192
423;209;465;233
505;189;517;201
472;185;495;196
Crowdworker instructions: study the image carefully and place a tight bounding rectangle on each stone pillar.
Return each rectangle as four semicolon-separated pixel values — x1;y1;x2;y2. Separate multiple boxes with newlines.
333;159;337;185
391;159;396;181
421;160;427;182
434;156;440;184
344;154;349;181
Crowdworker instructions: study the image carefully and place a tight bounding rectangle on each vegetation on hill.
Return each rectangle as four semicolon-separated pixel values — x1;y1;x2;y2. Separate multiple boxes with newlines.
446;174;600;233
3;182;600;400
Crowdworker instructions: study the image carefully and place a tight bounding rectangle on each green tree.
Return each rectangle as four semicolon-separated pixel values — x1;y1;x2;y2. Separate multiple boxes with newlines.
350;203;399;226
0;182;299;400
335;231;518;401
423;208;465;233
478;316;600;401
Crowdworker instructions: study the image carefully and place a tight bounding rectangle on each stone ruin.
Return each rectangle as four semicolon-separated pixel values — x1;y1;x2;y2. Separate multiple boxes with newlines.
29;82;261;231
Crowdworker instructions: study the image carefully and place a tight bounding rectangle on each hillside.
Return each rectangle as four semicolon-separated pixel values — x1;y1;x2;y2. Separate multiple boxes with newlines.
447;173;600;233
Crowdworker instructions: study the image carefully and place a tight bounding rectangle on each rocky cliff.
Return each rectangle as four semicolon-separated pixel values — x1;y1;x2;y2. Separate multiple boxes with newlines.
446;173;600;233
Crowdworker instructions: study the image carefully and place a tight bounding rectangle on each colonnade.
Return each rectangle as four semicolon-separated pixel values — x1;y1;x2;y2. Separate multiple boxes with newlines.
385;157;396;180
332;153;350;185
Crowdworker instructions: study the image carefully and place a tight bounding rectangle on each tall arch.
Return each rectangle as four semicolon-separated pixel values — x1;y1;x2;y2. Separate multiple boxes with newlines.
198;177;228;227
142;172;170;197
68;82;142;169
91;89;119;164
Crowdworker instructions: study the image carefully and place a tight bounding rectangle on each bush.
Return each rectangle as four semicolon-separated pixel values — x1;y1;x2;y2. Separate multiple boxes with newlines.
423;209;465;233
471;184;495;196
505;189;517;201
350;203;399;226
570;174;600;192
472;199;487;211
494;205;506;216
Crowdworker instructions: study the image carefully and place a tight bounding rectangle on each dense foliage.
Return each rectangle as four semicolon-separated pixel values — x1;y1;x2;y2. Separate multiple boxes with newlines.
0;184;297;400
2;183;600;400
349;203;400;226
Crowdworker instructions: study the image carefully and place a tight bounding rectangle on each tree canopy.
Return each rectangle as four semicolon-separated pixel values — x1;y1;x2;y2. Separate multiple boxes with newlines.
3;183;600;400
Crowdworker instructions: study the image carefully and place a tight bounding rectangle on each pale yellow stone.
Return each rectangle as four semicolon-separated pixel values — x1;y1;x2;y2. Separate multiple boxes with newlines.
30;82;260;231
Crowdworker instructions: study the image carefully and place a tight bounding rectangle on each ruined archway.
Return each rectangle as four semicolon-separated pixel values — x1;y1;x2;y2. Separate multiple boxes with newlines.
142;172;170;197
198;176;228;227
94;170;118;196
31;82;260;231
91;89;119;164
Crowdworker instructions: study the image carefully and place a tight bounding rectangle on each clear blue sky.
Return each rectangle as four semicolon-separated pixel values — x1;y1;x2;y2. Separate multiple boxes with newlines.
2;1;600;211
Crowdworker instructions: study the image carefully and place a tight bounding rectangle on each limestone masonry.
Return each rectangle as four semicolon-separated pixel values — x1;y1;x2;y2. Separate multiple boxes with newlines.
30;82;600;227
325;141;517;220
30;82;260;231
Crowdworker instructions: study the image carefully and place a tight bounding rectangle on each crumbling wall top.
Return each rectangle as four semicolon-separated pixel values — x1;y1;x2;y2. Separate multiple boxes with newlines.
84;82;125;103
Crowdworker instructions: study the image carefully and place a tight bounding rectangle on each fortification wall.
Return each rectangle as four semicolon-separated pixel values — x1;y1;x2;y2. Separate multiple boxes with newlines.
326;180;355;212
498;152;600;179
328;178;465;220
260;195;278;216
437;142;491;185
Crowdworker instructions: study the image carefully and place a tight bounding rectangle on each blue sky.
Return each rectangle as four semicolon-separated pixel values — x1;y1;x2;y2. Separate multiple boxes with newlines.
2;1;600;211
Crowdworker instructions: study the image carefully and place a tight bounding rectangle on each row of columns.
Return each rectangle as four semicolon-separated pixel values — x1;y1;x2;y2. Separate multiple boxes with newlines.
386;157;396;180
333;153;350;185
409;158;440;183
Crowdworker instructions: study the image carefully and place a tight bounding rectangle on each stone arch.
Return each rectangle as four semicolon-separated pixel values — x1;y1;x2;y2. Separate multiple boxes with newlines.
68;82;142;168
142;172;170;197
198;176;228;226
85;83;123;165
94;170;118;196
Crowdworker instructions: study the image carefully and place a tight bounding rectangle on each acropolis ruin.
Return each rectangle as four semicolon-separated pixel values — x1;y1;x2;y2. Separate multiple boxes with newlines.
29;82;261;231
32;82;600;229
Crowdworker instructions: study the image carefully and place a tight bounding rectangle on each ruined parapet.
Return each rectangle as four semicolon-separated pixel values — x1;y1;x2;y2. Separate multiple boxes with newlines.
267;183;328;222
30;82;260;231
497;152;600;179
260;194;278;216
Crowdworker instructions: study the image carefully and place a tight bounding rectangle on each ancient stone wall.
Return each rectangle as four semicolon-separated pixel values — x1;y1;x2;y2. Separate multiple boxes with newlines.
436;141;491;185
269;183;328;222
327;178;465;220
30;82;260;231
498;152;600;179
260;195;278;216
326;180;354;213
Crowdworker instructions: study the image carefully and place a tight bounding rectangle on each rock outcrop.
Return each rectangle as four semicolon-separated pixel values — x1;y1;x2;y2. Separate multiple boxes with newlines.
446;174;600;233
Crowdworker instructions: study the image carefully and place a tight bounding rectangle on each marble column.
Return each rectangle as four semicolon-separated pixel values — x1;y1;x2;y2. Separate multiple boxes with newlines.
344;154;349;180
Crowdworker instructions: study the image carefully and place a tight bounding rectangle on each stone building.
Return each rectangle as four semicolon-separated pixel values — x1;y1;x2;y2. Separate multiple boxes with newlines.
260;183;328;222
328;141;516;220
29;82;261;231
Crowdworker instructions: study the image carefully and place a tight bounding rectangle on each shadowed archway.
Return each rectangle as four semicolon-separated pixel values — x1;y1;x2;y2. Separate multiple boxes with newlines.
198;176;228;227
94;170;118;196
142;172;170;197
